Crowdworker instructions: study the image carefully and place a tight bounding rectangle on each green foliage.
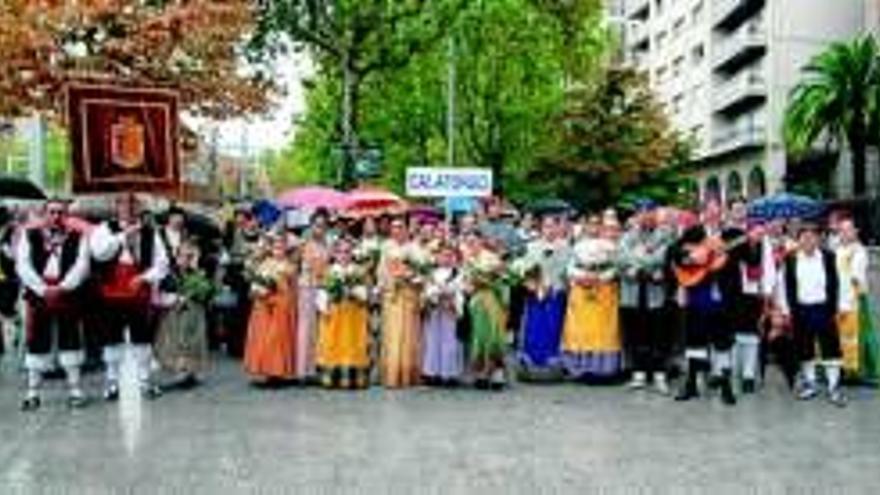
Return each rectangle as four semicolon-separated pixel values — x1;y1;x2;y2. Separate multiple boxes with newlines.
268;0;611;200
533;67;689;211
0;123;69;193
784;34;880;196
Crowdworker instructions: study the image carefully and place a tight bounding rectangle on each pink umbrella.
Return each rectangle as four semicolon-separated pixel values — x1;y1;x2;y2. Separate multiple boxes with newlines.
343;186;407;218
277;186;346;210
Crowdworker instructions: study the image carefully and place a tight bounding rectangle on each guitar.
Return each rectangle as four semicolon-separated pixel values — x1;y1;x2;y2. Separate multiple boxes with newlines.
673;234;748;288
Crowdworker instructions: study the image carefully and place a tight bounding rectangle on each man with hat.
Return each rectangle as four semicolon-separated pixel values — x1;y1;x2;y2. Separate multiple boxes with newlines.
777;221;845;406
16;198;90;410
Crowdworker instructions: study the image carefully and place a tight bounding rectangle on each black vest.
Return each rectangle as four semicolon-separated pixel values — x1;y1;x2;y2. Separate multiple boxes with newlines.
94;222;156;274
784;249;839;314
27;228;82;280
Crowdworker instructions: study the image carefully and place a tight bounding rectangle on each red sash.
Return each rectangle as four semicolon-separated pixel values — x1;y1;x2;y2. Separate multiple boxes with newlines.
100;263;149;305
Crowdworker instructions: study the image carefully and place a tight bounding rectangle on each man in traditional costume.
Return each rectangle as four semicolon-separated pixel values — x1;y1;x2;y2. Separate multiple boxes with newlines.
778;223;846;406
729;217;776;394
0;206;20;361
16;199;90;410
672;200;739;405
618;202;675;393
90;195;169;400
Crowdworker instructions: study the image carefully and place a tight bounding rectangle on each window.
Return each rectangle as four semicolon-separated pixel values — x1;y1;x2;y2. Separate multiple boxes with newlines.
655;65;668;83
691;43;705;65
705;176;721;203
727;171;743;200
672;55;685;77
747;167;766;199
655;30;668;50
672;93;685;114
672;17;686;39
692;0;704;23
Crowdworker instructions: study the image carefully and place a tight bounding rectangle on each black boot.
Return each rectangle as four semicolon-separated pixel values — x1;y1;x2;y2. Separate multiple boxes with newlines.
675;363;699;401
720;371;736;406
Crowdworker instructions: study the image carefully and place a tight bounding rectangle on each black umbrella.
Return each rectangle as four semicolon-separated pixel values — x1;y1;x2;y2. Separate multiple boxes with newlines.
527;198;575;217
0;175;46;200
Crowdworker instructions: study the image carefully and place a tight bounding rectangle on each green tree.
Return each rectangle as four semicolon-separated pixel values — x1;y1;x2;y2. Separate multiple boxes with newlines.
784;35;880;197
252;0;468;188
533;67;686;211
273;0;608;200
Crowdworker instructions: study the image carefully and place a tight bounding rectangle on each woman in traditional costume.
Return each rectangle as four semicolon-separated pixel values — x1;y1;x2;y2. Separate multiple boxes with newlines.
315;237;371;389
834;218;879;382
243;235;297;384
561;217;622;380
517;216;570;379
466;239;510;390
378;219;424;388
296;214;330;382
155;240;213;389
421;243;465;386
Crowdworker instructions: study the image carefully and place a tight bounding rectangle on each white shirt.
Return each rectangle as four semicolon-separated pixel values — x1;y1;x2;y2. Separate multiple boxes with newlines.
794;250;827;305
16;229;90;297
836;242;868;312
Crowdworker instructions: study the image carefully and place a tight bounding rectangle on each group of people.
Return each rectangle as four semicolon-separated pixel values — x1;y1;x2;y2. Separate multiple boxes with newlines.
0;192;875;411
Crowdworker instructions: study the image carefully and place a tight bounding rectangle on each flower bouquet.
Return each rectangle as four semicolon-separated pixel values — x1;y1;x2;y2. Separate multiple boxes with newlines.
325;265;366;303
354;237;382;267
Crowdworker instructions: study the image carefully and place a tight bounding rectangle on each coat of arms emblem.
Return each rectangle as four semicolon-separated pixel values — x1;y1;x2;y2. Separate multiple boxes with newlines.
110;115;146;170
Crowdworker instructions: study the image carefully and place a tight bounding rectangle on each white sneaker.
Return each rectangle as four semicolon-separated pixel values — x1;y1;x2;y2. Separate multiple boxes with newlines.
628;372;647;390
654;373;670;396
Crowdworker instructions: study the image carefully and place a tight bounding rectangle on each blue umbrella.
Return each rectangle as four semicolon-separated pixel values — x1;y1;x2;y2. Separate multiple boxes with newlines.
748;193;824;221
442;196;480;214
251;199;282;228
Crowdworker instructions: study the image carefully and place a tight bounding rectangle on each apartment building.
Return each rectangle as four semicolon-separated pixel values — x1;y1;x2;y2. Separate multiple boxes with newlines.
619;0;873;203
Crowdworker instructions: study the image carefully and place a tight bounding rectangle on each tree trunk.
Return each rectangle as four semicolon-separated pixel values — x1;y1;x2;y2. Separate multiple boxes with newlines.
340;52;361;190
850;126;867;197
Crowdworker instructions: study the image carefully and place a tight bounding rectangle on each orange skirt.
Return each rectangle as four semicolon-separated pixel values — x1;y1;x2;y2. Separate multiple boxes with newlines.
243;290;297;380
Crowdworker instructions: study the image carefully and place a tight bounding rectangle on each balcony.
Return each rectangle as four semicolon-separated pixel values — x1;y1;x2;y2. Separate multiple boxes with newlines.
713;0;765;31
626;0;650;20
711;121;766;156
628;21;649;49
713;67;766;115
713;18;766;73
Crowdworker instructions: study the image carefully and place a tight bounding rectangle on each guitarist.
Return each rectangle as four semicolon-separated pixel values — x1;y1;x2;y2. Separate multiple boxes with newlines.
672;199;740;405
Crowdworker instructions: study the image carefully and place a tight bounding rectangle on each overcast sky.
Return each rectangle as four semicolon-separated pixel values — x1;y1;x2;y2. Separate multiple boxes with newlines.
186;52;314;157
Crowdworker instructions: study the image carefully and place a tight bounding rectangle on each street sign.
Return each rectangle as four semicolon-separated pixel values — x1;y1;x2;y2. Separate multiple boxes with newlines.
405;167;492;198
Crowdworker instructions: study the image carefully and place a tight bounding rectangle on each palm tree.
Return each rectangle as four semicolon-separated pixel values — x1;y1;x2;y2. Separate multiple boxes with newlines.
784;34;879;196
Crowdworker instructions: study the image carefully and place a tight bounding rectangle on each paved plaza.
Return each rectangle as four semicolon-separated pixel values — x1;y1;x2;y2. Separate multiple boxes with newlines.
0;351;879;493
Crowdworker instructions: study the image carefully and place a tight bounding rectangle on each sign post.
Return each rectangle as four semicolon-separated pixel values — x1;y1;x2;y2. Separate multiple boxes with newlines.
406;167;492;222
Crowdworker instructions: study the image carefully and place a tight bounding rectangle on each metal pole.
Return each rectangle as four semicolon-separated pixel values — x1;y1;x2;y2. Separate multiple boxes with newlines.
446;36;456;169
28;115;46;189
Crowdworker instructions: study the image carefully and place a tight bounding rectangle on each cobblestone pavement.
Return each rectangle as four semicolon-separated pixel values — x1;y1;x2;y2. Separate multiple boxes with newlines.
0;350;879;494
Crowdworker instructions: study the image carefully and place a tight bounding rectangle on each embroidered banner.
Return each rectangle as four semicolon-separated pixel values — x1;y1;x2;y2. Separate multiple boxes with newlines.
67;84;180;194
